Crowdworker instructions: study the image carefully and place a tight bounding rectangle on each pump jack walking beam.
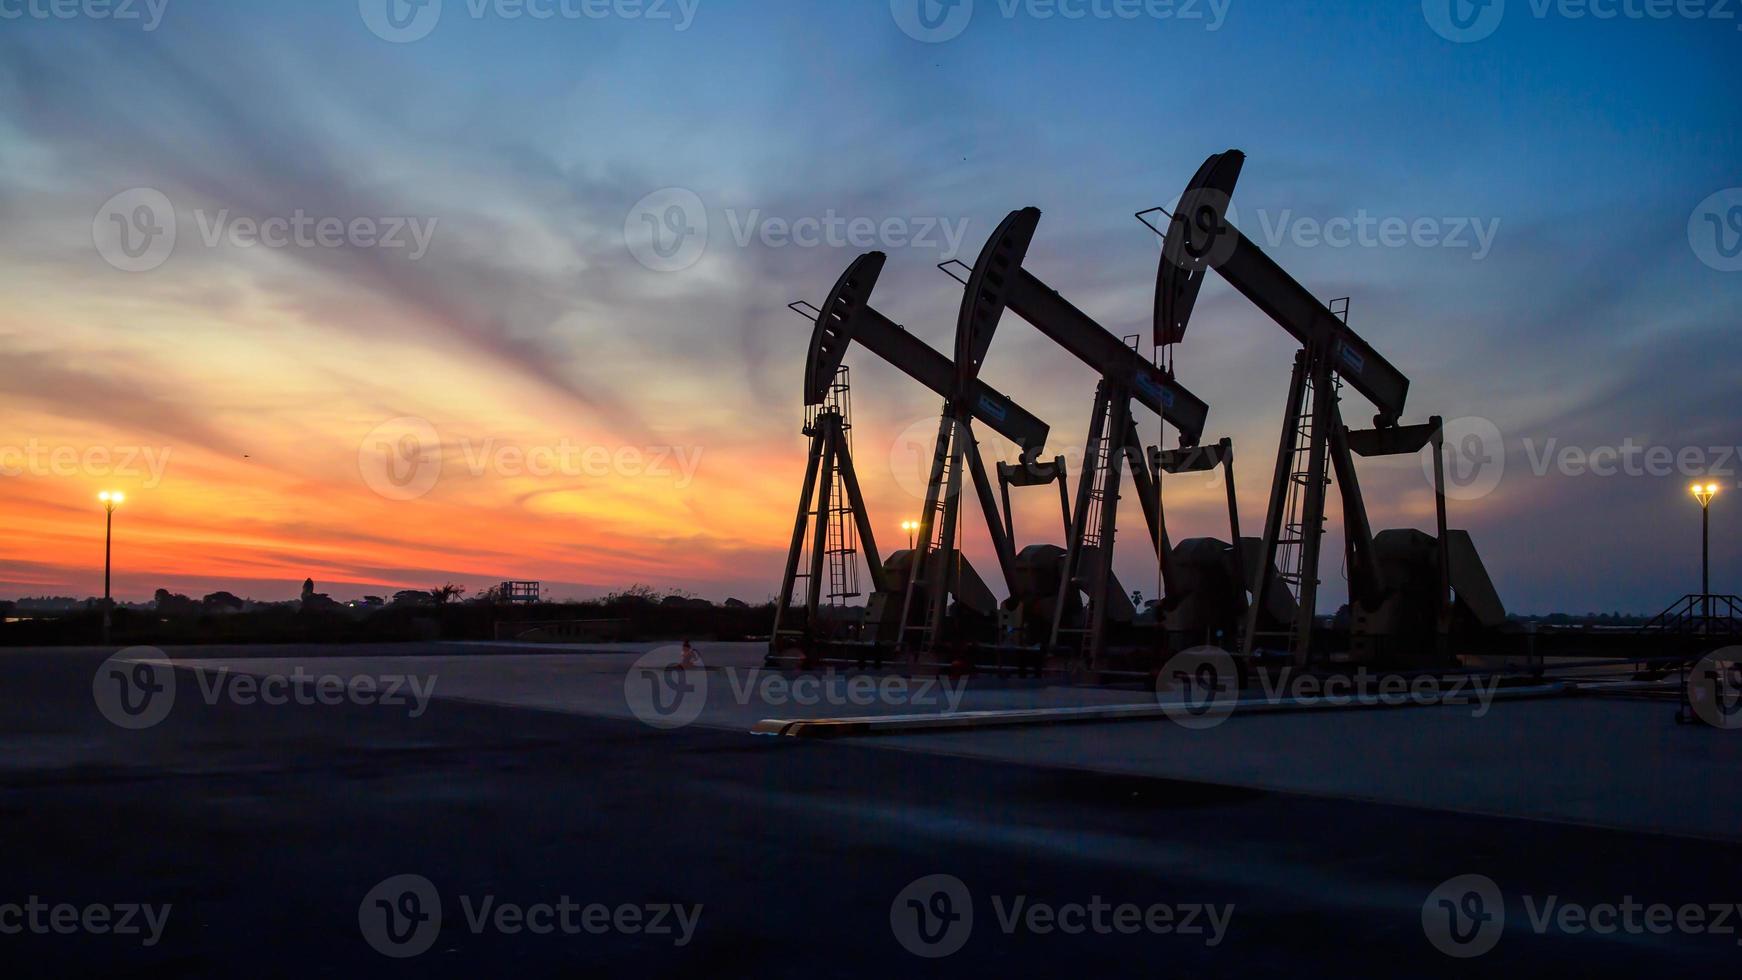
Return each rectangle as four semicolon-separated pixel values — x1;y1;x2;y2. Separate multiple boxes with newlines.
1152;151;1410;428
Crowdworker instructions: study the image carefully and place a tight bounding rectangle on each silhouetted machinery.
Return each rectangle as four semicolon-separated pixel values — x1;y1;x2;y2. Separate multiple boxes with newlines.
1147;149;1505;666
940;207;1266;666
772;252;1069;657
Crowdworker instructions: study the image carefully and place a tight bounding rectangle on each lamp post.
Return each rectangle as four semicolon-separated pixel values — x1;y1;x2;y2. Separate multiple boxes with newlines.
99;491;124;644
901;520;919;551
1692;482;1718;634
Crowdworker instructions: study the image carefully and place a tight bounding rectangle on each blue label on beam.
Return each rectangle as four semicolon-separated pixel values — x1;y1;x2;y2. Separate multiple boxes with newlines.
1337;342;1366;374
977;395;1009;422
1136;374;1176;409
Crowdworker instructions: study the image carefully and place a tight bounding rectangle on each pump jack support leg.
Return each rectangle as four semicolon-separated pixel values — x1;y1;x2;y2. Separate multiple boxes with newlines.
898;410;955;653
834;435;886;595
772;425;826;651
1292;356;1338;668
1122;417;1173;595
1244;353;1310;658
929;425;969;655
1220;439;1249;620
1430;417;1452;656
965;441;1017;591
1328;414;1381;608
1088;396;1133;669
1000;469;1016;551
1052;384;1112;653
1056;457;1074;542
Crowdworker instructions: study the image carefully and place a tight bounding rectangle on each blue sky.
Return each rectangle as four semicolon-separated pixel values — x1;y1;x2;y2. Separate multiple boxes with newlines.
0;0;1737;611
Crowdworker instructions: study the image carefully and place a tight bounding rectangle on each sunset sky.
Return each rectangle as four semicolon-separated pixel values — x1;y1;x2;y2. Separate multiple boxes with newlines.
0;1;1737;612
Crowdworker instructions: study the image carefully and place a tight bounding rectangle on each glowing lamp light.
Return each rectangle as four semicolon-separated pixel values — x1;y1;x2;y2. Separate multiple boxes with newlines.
99;491;125;508
1693;483;1719;508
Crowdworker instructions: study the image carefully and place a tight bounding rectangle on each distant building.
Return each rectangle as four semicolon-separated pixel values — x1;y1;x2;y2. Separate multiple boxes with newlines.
498;581;542;604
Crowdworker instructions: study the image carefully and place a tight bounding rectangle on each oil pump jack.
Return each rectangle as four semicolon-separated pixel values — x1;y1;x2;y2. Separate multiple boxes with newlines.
941;207;1230;667
771;251;1068;658
1147;149;1505;667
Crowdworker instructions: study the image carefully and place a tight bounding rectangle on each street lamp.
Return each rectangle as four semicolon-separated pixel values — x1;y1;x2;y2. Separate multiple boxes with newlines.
99;491;124;644
901;520;920;550
1692;482;1719;633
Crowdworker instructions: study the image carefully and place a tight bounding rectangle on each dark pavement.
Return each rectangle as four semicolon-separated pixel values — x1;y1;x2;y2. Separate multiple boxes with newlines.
1;646;1736;977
